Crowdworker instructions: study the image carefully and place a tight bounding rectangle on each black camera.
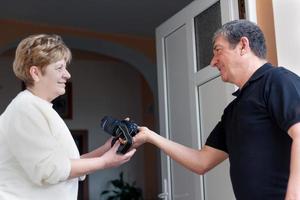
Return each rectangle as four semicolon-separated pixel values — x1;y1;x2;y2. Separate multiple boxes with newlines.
100;116;139;154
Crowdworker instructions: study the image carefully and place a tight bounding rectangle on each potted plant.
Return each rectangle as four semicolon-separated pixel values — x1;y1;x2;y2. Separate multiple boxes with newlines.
100;172;143;200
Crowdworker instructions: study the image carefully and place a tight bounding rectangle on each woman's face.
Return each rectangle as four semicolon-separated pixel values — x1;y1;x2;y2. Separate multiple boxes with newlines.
37;59;71;101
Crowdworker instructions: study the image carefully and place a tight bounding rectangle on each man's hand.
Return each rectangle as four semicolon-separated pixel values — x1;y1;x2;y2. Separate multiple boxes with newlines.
132;126;152;148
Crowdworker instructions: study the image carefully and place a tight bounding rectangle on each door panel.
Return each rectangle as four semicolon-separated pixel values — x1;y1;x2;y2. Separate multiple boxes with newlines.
156;0;239;199
198;77;235;200
165;25;201;200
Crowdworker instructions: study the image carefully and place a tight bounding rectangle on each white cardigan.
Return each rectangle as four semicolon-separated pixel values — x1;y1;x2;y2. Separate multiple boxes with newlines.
0;90;80;200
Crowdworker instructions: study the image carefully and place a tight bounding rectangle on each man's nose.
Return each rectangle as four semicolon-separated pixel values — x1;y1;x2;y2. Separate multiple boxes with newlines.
210;56;218;67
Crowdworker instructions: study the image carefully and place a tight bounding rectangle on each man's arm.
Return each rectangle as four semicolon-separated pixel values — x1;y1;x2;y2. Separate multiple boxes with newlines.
286;122;300;200
135;127;228;175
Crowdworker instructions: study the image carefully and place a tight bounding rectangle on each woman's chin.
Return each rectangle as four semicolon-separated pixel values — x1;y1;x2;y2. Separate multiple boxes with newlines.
59;88;66;95
53;89;66;99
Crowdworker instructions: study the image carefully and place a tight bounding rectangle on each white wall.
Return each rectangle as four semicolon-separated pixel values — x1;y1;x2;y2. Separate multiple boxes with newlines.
272;0;300;75
0;57;145;200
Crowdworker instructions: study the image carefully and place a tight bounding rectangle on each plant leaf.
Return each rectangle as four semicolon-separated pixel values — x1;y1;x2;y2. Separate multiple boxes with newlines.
111;180;124;188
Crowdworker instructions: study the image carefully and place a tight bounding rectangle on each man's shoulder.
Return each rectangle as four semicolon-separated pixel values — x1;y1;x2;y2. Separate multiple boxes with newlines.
267;65;297;75
264;65;300;83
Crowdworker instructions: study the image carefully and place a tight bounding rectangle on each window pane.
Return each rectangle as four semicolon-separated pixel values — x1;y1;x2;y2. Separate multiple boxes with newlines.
194;1;221;71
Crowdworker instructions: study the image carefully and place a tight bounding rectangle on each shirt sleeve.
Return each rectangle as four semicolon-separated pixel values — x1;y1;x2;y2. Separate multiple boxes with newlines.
3;101;71;186
205;119;228;153
266;68;300;132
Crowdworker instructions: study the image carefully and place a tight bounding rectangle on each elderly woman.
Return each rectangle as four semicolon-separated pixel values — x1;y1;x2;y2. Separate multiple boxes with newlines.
0;34;136;200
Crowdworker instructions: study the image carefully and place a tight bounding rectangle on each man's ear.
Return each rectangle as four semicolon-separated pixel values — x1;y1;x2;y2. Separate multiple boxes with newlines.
29;66;41;82
240;36;250;55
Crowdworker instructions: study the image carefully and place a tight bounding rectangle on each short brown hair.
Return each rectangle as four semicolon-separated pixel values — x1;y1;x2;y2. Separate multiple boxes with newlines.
13;34;72;86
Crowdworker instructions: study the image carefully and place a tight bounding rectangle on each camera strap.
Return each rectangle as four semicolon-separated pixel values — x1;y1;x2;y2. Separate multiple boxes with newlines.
114;123;133;154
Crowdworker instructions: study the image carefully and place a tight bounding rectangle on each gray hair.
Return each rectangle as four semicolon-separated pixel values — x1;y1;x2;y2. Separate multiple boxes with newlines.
213;20;267;59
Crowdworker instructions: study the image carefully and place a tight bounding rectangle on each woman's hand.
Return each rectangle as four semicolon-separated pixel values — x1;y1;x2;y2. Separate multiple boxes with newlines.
103;137;114;150
101;141;136;168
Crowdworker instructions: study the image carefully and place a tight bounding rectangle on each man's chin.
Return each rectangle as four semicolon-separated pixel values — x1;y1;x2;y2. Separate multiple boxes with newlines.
220;75;227;82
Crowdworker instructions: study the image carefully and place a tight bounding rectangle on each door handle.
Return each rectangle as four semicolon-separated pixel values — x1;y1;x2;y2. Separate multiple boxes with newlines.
158;192;168;199
158;178;169;199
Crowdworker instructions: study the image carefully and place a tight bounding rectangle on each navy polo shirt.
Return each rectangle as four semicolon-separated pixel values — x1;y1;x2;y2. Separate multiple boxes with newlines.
206;63;300;200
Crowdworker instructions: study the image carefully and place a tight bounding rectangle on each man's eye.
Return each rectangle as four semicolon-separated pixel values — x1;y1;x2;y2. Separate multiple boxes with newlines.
213;48;221;55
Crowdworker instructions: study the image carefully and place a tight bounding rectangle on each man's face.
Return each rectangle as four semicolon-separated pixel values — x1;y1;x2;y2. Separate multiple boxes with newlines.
210;36;241;84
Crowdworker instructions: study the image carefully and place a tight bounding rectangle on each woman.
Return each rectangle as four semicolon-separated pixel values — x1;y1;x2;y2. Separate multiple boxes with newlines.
0;34;136;200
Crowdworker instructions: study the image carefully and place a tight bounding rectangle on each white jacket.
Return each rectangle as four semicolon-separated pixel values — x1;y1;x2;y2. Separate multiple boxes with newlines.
0;90;80;200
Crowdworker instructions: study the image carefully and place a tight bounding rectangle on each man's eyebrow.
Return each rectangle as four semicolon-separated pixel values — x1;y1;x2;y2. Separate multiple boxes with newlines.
213;45;221;50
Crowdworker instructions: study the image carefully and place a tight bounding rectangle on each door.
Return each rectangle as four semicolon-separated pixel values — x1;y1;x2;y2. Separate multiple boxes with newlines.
156;0;239;199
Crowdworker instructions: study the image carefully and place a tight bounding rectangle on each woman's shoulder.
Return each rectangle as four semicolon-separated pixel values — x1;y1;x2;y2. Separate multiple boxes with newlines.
8;90;35;108
4;90;48;115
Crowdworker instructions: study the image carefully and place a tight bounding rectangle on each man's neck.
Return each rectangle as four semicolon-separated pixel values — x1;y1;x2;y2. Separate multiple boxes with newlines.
236;58;267;89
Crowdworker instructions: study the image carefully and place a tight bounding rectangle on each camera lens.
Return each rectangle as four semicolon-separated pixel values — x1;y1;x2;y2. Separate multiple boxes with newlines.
100;116;120;137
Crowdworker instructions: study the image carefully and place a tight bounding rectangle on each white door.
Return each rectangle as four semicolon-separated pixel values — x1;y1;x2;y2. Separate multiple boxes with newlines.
156;0;239;199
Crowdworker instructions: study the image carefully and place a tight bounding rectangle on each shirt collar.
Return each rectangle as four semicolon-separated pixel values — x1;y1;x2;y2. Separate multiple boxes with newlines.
232;63;274;97
247;63;273;83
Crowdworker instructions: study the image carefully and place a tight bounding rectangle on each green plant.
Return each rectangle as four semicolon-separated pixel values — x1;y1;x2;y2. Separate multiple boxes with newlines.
100;172;143;200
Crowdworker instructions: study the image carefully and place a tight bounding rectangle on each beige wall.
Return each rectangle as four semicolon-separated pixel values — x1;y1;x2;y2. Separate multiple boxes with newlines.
256;0;278;66
0;19;156;62
272;0;300;75
256;0;300;75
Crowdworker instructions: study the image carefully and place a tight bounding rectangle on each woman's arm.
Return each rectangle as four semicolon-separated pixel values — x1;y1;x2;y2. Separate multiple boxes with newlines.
69;141;136;179
80;137;113;159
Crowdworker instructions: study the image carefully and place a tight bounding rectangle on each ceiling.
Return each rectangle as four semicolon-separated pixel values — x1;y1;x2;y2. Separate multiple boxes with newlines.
0;0;194;37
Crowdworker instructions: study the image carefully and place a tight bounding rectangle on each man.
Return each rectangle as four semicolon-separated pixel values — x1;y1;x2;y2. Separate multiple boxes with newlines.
134;20;300;199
